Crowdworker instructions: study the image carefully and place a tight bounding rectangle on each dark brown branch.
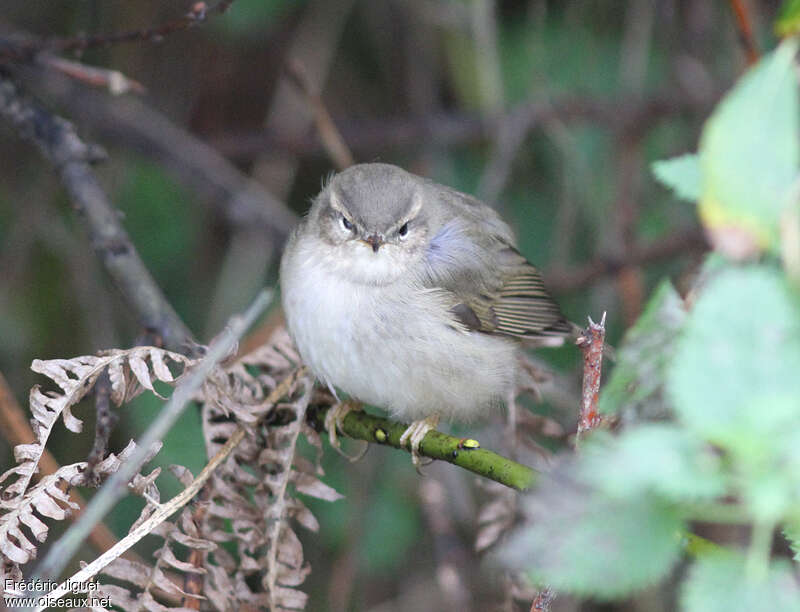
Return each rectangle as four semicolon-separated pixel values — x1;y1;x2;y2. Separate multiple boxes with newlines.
0;75;194;351
84;371;117;486
0;1;238;63
38;55;145;94
544;227;708;294
209;90;720;162
28;68;299;241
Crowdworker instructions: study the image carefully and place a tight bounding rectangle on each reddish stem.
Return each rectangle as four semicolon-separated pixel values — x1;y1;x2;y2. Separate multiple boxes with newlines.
530;587;555;611
728;0;759;66
576;313;607;436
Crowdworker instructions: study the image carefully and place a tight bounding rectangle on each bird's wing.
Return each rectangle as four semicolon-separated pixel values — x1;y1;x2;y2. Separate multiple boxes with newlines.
419;211;571;340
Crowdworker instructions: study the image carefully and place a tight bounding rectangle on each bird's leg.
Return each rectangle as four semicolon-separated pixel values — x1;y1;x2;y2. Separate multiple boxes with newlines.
324;400;368;462
399;414;440;469
505;389;519;457
517;353;551;402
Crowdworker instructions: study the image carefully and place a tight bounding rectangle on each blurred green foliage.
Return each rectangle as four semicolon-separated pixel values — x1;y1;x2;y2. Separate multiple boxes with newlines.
502;34;800;609
1;1;795;610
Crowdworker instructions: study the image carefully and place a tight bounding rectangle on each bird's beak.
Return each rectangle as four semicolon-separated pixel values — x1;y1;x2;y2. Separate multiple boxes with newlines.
364;235;383;253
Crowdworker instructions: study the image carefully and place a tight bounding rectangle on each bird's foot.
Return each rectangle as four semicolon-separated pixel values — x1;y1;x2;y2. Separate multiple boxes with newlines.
399;414;440;471
325;400;368;462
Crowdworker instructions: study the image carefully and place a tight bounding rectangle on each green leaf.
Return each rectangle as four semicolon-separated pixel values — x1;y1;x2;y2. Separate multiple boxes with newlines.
782;520;800;560
682;554;800;612
668;266;800;442
668;265;800;520
580;426;724;502
698;39;800;256
652;154;701;202
598;279;686;420
500;465;683;600
776;0;800;37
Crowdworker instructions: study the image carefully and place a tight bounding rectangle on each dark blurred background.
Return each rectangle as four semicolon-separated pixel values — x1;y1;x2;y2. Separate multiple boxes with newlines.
0;1;781;610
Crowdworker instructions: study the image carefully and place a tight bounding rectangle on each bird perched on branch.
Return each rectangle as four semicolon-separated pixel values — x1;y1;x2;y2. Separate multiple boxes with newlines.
280;163;571;466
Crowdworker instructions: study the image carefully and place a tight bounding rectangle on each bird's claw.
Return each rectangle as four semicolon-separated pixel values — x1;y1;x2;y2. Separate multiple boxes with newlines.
399;415;440;472
325;400;368;462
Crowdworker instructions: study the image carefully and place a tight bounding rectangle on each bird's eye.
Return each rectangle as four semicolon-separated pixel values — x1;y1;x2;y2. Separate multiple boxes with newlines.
398;222;409;237
340;215;354;231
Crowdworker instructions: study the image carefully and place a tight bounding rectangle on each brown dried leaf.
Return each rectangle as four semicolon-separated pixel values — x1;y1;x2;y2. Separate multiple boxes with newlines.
291;472;343;502
101;558;154;589
273;585;308;611
474;485;518;553
204;564;235;611
1;347;191;570
157;545;207;574
475;519;511;553
168;465;195;488
96;583;139;610
0;464;82;564
288;498;319;533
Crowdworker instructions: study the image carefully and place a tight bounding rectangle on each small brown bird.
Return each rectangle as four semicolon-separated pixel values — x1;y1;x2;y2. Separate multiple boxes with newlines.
280;163;570;463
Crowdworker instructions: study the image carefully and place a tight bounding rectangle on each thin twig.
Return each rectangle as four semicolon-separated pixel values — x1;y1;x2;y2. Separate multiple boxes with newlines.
84;370;117;486
544;227;708;294
728;0;760;65
38;55;145;95
286;58;355;170
0;75;194;351
210;91;720;161
576;313;607;438
30;289;273;587
469;0;504;114
0;1;238;63
26;69;299;241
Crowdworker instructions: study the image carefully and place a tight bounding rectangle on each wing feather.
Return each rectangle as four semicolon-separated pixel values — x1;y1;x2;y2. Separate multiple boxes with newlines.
418;193;570;340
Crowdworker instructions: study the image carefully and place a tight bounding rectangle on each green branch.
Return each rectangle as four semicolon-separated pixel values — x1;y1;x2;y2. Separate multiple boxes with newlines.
307;404;538;491
306;403;724;559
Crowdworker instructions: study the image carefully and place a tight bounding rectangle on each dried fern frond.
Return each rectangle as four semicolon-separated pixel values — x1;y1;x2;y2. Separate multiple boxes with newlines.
197;375;316;610
91;365;332;611
0;464;82;564
0;348;189;573
1;349;190;500
4;326;342;611
191;331;342;611
203;326;300;425
0;439;162;569
98;489;215;611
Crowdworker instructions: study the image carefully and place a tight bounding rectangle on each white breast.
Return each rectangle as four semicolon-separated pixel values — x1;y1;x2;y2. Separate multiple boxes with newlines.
280;231;517;422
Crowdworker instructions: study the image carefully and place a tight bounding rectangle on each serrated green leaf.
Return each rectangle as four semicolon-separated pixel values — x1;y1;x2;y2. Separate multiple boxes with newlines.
500;466;683;600
580;426;724;502
682;554;800;612
652;154;701;202
698;39;800;255
782;520;800;560
668;266;800;443
598;279;686;420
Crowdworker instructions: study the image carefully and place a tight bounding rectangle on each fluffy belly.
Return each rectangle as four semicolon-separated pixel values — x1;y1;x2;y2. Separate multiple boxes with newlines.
282;260;517;422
